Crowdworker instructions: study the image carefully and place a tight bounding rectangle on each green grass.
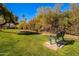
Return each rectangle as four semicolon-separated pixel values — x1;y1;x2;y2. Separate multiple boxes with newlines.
0;29;79;56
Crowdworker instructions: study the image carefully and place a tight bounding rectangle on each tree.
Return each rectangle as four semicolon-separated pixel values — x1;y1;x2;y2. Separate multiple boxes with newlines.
0;3;18;28
36;7;55;32
18;15;27;30
27;3;79;35
28;19;36;31
69;3;79;35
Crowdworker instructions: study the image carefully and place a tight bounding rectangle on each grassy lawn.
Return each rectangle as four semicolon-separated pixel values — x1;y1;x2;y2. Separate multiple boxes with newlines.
0;29;79;56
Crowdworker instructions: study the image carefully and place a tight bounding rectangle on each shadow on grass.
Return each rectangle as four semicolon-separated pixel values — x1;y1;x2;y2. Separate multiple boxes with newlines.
64;40;75;45
17;31;40;35
55;39;75;47
57;39;75;46
0;30;40;35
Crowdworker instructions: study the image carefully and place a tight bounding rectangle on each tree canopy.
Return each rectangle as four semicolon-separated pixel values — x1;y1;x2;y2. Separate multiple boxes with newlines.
27;4;79;35
0;3;18;28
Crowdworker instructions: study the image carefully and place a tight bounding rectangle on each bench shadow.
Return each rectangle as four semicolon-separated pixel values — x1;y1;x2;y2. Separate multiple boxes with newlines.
64;40;75;45
57;39;75;46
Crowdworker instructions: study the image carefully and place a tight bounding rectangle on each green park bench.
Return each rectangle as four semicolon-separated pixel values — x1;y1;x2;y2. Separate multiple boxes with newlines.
48;31;66;47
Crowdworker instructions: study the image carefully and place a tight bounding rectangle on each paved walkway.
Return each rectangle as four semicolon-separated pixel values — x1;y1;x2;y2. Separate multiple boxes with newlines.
44;42;64;51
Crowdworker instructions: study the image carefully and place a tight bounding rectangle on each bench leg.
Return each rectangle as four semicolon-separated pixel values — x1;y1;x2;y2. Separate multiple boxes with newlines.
49;39;52;45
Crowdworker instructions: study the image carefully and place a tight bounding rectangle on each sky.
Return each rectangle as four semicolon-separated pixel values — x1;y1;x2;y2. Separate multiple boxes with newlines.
4;3;71;21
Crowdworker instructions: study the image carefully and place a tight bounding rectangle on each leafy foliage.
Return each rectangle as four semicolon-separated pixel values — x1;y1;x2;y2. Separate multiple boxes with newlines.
0;3;18;28
18;19;28;30
27;4;79;35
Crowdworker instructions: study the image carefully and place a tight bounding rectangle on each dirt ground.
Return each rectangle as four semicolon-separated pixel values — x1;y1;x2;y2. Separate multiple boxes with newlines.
41;32;79;40
43;32;79;51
